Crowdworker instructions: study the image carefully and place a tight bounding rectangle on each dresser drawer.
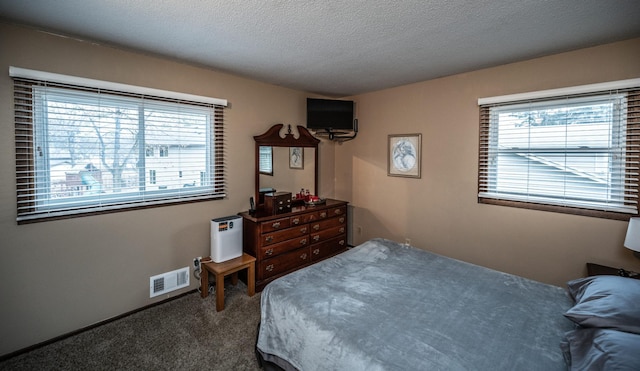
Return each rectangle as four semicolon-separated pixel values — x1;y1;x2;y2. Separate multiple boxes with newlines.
262;224;309;246
260;217;291;233
260;247;311;279
310;215;346;232
290;212;316;226
259;236;309;260
311;235;347;261
328;206;346;217
316;206;346;219
264;192;292;215
310;224;346;244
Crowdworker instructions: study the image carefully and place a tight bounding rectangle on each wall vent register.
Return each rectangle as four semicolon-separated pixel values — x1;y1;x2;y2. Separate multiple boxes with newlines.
149;267;190;298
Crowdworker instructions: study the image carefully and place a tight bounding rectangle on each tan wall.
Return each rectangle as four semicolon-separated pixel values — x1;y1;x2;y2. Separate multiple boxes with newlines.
338;37;640;287
0;22;336;356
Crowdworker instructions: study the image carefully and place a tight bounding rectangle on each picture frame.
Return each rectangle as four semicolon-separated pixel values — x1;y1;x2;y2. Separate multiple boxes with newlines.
388;134;421;178
289;147;304;169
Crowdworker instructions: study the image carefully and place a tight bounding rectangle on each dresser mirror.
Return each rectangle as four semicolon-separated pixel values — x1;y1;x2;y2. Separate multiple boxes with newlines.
254;124;319;209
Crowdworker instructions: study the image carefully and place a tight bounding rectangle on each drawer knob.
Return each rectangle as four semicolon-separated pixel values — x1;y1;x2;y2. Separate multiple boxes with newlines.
272;222;281;228
300;253;307;260
265;236;273;243
313;249;320;255
265;248;273;256
266;264;274;272
300;227;307;233
313;224;320;231
339;239;345;245
339;227;345;233
339;217;345;223
334;209;342;214
292;218;300;225
313;235;320;242
320;212;327;218
300;238;307;245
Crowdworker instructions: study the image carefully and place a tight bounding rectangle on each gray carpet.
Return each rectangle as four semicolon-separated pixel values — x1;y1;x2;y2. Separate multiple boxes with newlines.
0;282;262;370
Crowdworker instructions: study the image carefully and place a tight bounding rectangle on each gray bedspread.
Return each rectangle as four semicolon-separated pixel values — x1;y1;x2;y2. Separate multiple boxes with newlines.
257;238;575;371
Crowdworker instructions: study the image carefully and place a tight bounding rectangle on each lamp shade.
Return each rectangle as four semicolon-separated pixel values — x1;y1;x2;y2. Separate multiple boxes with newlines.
623;217;640;252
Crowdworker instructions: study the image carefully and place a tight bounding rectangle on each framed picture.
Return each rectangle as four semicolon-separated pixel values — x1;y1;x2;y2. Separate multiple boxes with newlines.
388;134;421;178
289;147;304;169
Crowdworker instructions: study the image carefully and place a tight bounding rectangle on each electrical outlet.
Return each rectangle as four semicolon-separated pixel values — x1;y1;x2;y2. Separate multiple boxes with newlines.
193;257;201;269
404;238;411;246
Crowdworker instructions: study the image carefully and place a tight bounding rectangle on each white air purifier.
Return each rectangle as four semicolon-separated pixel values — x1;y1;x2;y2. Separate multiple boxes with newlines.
210;215;243;263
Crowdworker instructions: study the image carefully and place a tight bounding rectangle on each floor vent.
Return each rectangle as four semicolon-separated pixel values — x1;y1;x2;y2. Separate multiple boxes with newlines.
150;267;189;298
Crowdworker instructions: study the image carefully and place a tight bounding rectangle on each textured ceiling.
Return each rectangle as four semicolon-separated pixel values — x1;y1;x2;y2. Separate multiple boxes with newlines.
1;0;639;97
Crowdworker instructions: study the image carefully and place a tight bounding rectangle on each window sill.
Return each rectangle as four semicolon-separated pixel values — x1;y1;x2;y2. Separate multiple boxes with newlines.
478;197;635;221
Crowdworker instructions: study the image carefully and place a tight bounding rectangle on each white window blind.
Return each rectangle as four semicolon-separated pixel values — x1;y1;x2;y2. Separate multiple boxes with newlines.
12;69;227;223
478;85;640;219
259;146;273;175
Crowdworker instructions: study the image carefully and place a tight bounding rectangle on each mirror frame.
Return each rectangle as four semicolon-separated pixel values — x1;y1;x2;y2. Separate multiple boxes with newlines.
254;124;320;209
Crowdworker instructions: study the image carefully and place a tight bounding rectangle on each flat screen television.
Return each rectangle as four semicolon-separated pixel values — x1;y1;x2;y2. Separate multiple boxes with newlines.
306;98;354;131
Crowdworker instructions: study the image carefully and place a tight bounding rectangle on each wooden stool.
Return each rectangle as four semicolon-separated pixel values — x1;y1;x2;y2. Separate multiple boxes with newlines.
200;253;256;311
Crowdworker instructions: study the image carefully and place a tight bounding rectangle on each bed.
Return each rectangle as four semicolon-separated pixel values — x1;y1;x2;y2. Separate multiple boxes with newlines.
256;238;577;370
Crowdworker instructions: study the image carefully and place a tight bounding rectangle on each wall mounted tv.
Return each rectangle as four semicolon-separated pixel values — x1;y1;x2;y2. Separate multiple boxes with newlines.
306;98;354;131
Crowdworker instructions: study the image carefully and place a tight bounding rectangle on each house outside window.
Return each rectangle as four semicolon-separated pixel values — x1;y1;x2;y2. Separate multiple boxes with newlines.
478;80;640;220
11;67;227;223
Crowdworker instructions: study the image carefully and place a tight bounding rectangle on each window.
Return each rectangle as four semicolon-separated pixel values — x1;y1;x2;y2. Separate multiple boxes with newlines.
149;170;157;185
159;145;169;157
259;146;273;175
11;67;227;223
478;80;640;220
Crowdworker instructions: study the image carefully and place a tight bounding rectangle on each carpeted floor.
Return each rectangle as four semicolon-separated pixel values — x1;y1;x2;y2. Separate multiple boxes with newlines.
0;282;262;371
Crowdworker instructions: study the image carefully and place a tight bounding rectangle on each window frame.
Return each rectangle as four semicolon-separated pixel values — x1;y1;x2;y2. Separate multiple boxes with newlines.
478;80;640;220
11;67;228;224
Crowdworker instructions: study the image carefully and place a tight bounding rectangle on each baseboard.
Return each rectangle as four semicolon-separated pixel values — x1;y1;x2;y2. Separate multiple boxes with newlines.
0;288;197;362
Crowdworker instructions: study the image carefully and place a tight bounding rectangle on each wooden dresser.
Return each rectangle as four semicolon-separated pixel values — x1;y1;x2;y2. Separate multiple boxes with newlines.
239;198;348;291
